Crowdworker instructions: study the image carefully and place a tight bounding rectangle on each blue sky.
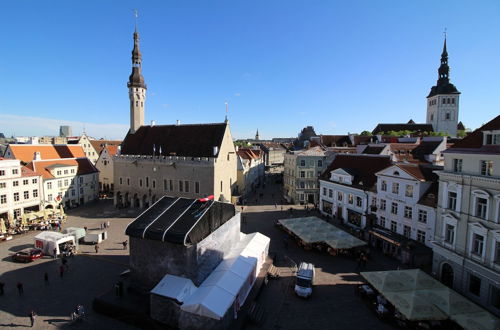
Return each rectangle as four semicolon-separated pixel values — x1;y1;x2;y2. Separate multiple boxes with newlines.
1;1;499;140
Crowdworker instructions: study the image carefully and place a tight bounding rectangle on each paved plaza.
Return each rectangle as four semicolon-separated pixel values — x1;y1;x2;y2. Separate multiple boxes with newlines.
0;173;399;329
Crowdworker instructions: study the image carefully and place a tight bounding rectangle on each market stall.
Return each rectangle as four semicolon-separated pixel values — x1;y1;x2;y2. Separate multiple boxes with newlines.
34;231;76;256
360;269;500;330
278;216;366;252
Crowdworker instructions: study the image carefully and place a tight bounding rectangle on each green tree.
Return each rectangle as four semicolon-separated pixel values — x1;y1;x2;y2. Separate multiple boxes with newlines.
360;130;372;136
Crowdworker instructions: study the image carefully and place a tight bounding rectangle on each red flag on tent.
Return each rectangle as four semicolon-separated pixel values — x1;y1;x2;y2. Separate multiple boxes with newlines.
198;195;214;202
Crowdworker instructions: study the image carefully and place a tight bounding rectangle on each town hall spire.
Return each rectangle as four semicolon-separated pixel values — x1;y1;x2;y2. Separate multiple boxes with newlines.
128;11;147;134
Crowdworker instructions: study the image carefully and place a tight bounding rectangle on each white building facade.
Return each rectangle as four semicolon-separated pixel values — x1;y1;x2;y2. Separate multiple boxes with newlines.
0;159;42;223
374;164;439;248
432;116;500;316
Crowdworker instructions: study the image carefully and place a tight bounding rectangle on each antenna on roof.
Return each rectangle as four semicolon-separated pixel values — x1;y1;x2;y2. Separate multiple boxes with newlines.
224;101;229;123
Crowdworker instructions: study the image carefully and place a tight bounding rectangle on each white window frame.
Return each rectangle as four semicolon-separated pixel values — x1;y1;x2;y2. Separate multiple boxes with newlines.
468;223;488;261
472;190;489;221
442;214;458;249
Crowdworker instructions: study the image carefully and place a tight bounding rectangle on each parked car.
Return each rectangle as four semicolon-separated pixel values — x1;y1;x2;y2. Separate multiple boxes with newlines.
295;262;315;298
12;248;43;263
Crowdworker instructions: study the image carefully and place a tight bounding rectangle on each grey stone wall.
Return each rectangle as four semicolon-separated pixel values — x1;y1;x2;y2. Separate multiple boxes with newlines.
150;294;182;328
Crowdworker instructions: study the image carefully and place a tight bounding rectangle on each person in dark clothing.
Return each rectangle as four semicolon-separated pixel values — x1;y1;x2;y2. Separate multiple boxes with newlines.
95;244;99;253
29;310;36;327
44;272;49;286
17;282;23;295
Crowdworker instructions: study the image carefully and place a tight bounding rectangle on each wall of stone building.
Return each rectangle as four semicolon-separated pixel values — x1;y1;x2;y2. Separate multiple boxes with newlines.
150;294;182;328
213;125;237;202
130;237;198;291
433;251;500;317
114;156;216;207
129;213;241;289
95;150;114;191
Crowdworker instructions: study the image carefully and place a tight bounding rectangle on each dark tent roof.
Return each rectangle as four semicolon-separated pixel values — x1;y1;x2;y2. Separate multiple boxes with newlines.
125;196;236;245
121;123;227;157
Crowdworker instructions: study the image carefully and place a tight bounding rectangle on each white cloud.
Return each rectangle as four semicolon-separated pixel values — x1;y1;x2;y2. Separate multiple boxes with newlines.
234;92;241;97
0;114;128;140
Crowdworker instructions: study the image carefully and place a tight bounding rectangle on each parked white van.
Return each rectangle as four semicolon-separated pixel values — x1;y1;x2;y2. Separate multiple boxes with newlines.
295;262;315;298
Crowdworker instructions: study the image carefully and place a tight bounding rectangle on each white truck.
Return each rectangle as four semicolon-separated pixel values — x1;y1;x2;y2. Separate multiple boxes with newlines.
295;262;315;298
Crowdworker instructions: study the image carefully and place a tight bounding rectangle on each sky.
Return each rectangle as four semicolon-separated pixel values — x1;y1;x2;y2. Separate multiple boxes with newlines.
1;1;499;140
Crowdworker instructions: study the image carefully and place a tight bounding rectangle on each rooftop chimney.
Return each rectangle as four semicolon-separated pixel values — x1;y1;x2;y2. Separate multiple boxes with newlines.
151;120;156;127
176;120;181;126
34;152;41;161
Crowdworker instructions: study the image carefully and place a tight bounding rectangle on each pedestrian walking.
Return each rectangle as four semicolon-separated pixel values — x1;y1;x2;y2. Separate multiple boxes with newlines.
44;272;49;286
17;282;24;295
62;257;69;270
95;244;99;253
59;265;64;278
53;248;57;259
100;222;103;229
0;281;4;295
122;240;128;250
29;310;36;327
107;220;110;228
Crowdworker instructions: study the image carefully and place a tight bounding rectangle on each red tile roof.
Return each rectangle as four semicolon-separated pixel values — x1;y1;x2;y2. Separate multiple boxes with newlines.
90;140;122;155
7;145;86;163
21;166;39;177
237;148;262;160
30;158;98;179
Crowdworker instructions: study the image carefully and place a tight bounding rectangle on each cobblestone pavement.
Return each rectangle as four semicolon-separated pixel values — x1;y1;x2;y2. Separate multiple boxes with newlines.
1;173;399;330
241;173;397;330
0;199;140;329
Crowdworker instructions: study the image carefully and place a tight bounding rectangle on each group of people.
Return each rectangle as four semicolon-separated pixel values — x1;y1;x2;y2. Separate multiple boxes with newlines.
100;221;110;229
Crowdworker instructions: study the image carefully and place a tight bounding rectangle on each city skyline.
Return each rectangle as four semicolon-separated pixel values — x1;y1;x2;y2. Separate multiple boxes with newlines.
1;1;499;140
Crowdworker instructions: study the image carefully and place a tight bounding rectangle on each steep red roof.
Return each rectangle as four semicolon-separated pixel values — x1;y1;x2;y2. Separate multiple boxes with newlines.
396;164;439;182
105;145;119;156
90;140;122;155
7;145;85;163
21;166;39;177
31;158;98;179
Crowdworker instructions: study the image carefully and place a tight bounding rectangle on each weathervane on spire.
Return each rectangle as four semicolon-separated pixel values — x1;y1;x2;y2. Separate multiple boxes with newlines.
134;9;139;31
444;27;447;39
225;101;229;122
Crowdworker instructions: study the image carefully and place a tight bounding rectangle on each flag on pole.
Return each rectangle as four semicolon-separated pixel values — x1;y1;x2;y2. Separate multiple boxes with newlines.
198;195;214;202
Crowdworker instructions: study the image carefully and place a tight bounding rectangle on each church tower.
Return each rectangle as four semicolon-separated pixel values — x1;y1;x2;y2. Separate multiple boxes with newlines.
255;129;260;141
426;37;460;137
128;26;147;134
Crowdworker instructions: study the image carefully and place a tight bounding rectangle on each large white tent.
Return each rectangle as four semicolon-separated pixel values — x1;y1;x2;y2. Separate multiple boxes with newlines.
34;231;75;255
151;274;197;303
180;232;270;320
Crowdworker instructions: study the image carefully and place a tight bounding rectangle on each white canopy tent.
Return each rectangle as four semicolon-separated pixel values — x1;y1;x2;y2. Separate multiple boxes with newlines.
34;231;75;256
180;232;270;320
151;274;197;303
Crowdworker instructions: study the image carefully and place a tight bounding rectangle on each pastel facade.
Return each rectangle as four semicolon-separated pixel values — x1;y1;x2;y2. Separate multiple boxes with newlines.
432;116;500;315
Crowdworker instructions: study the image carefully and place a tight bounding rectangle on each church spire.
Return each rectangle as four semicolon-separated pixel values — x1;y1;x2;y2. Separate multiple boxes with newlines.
437;36;449;86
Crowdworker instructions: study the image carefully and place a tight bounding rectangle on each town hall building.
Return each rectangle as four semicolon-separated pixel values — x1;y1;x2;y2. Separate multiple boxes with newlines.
113;26;237;208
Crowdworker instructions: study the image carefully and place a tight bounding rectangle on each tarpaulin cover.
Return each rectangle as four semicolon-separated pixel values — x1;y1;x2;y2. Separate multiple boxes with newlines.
125;196;236;245
150;274;197;303
124;196;178;238
180;233;270;320
278;216;366;249
361;269;499;327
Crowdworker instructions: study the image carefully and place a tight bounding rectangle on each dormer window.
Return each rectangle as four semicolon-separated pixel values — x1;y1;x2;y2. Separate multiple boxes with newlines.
393;171;399;176
485;132;500;145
